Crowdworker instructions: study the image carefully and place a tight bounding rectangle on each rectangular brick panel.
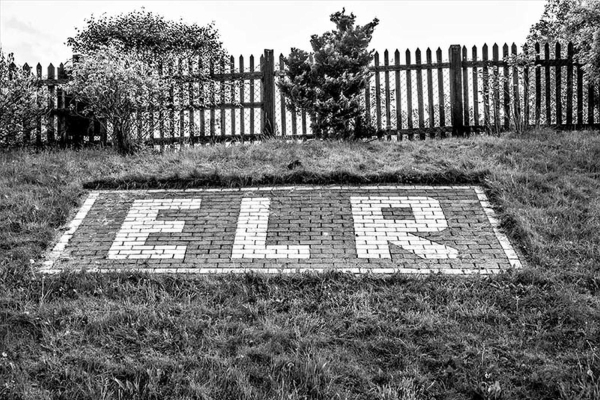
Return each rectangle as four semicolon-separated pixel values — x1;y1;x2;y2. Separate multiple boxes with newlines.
41;186;522;274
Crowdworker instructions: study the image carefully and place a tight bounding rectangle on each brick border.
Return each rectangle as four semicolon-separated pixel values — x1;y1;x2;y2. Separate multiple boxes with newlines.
40;186;523;275
473;187;521;268
42;192;99;270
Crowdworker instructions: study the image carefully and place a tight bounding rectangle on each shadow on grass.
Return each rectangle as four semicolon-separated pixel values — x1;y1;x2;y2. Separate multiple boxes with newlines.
83;168;489;190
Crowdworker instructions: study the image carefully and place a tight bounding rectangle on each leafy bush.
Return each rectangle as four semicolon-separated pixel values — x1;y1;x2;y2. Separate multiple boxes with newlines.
67;8;228;68
278;9;379;139
63;46;167;154
64;9;236;150
0;51;48;147
527;0;600;88
478;52;539;135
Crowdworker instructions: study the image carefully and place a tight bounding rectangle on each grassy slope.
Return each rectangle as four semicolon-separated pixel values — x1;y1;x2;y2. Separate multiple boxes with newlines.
0;130;599;399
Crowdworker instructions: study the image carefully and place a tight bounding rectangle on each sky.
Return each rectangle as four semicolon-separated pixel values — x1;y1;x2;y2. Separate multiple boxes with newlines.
1;0;547;72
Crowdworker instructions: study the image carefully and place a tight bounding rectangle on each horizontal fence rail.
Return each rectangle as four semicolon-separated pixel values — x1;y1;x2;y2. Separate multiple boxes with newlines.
3;42;600;148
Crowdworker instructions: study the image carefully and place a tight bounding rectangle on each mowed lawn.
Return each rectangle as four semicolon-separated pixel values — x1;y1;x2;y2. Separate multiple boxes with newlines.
1;129;599;399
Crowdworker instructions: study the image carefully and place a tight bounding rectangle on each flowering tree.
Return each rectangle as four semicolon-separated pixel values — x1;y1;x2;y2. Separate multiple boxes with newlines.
278;9;379;139
0;50;48;147
64;46;167;153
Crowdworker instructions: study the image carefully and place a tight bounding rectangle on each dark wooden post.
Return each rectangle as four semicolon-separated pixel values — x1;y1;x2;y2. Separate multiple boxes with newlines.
436;48;446;128
279;53;287;136
22;63;32;144
555;42;562;126
395;49;402;135
57;63;67;147
462;46;470;129
261;49;276;136
503;43;510;130
374;51;382;131
535;42;541;126
567;42;574;126
47;64;56;144
6;63;17;145
66;54;90;147
36;63;43;146
249;55;255;137
449;45;464;136
472;46;480;126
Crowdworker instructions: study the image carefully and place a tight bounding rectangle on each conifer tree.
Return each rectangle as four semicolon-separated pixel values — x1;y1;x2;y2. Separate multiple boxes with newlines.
278;9;378;138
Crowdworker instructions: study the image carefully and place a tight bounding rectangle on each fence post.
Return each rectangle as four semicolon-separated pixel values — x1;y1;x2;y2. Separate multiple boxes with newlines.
47;64;56;144
261;49;276;135
57;63;67;147
448;45;464;136
65;54;89;147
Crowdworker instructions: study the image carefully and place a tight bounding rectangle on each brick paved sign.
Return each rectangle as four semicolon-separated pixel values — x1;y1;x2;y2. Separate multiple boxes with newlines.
41;186;522;274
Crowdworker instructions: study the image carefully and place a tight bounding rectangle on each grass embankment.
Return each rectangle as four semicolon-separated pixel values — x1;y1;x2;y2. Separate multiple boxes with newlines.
0;130;599;399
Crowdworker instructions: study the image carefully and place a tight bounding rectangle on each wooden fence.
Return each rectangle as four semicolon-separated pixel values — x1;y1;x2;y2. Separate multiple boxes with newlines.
4;42;600;148
365;42;599;140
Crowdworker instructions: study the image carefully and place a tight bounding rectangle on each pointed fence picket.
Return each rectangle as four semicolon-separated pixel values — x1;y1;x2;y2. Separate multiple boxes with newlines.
567;43;574;125
405;49;414;133
427;49;434;131
436;48;446;128
472;46;479;126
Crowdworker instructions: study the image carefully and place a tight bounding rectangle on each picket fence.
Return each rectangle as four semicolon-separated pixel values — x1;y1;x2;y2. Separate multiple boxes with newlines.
5;42;600;147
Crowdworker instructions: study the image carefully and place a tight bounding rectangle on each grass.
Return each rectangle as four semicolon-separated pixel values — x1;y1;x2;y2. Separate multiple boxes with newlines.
1;129;599;399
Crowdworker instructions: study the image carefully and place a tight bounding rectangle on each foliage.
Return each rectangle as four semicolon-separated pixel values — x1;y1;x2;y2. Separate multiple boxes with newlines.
479;52;539;135
565;1;600;87
0;50;48;147
278;9;379;139
526;0;582;46
63;46;168;154
65;9;237;148
526;0;600;87
66;8;228;70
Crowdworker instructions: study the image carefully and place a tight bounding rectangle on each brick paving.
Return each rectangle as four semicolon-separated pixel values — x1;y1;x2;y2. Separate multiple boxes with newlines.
41;186;522;274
